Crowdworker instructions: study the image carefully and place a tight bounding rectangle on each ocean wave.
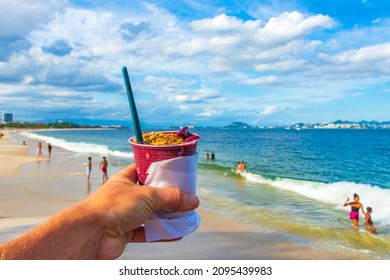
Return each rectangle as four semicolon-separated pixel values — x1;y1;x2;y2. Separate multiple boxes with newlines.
20;131;134;159
237;170;390;225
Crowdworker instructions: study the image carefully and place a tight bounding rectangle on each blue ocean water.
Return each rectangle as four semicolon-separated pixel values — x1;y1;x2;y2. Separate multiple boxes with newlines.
21;128;390;259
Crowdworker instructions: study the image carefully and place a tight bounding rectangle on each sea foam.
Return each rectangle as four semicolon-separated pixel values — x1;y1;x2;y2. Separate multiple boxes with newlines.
238;171;390;225
20;131;134;159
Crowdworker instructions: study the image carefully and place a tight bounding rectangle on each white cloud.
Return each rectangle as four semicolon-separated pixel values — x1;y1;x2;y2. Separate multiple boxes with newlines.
256;12;335;45
0;2;388;125
242;76;278;85
166;38;209;56
179;104;189;111
170;94;201;103
4;8;334;82
167;11;334;71
167;88;220;103
197;108;223;117
315;43;390;78
255;59;306;73
191;13;261;33
328;43;390;64
21;76;34;84
260;105;278;115
28;8;125;58
245;0;299;19
0;0;67;36
143;75;195;93
259;104;297;116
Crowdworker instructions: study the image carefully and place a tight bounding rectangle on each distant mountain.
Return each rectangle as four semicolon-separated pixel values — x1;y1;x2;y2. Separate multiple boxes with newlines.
224;122;251;128
333;119;348;124
333;120;383;126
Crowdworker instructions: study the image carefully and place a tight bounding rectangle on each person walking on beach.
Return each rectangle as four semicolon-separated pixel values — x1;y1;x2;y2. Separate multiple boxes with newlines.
36;142;43;158
343;193;365;229
364;207;377;234
47;143;52;159
87;157;92;181
100;156;108;184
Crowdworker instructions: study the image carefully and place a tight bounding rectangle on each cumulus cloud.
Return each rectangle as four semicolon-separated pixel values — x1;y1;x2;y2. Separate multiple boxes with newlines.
242;76;279;85
0;1;388;124
325;43;390;64
197;108;223;117
258;12;334;44
314;43;390;78
260;105;278;115
179;104;189;111
0;0;67;36
259;104;298;116
143;75;195;94
191;13;261;33
168;89;221;103
170;94;202;103
255;59;306;73
172;11;334;65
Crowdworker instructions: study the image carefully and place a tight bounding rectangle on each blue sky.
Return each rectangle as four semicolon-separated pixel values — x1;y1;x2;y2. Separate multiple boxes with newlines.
0;0;389;126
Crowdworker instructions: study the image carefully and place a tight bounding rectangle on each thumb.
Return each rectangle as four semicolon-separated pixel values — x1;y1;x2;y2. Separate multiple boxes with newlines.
150;187;200;212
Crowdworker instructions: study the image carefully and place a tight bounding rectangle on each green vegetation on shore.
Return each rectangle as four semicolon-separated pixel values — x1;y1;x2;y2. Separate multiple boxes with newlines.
0;122;100;129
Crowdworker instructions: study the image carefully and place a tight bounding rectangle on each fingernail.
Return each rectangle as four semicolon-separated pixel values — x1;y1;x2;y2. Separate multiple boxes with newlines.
189;194;199;207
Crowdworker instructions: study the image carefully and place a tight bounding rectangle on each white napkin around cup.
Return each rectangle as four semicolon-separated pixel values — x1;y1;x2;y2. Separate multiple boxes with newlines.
143;153;201;242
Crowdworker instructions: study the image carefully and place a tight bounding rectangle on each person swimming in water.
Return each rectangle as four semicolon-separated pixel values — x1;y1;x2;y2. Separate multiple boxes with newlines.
236;161;247;172
343;193;366;229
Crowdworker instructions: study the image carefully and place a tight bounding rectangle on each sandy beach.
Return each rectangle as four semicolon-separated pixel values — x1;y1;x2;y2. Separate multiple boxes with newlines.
0;130;45;177
0;129;364;259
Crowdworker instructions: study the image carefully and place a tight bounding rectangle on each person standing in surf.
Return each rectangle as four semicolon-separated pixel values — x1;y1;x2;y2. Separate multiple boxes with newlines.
47;143;52;159
37;142;43;158
87;157;92;181
343;193;365;229
100;156;108;184
364;207;377;234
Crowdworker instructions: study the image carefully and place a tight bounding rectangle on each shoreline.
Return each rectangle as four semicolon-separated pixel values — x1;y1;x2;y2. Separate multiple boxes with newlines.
0;130;365;259
1;126;124;131
0;130;49;176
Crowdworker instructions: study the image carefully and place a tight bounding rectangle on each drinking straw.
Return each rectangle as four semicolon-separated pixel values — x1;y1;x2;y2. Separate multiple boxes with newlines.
122;66;144;143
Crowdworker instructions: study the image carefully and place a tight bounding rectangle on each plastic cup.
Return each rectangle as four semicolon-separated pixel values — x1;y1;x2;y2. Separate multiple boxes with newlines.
129;131;200;184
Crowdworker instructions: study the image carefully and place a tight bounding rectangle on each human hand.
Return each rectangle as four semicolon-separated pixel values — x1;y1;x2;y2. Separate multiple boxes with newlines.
0;163;199;260
83;163;200;259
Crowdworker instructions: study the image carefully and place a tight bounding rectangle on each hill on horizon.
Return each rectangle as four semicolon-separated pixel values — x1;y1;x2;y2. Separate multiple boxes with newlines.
224;121;251;128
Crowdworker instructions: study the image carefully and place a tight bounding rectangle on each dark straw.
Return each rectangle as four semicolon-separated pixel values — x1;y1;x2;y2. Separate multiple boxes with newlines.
122;66;144;143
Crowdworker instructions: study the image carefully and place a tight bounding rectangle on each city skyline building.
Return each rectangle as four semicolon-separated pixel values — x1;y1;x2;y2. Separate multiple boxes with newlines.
3;113;13;123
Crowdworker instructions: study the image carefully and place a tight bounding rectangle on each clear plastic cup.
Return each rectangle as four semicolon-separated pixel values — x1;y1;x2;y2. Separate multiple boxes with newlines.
129;131;200;184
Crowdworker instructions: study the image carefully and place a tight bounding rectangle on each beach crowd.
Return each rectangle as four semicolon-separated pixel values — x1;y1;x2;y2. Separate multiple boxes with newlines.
34;141;109;184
